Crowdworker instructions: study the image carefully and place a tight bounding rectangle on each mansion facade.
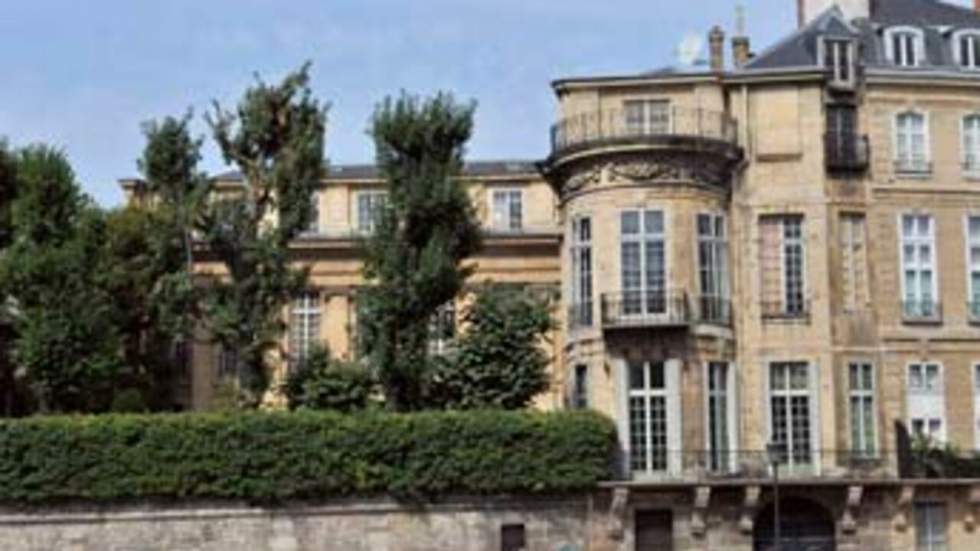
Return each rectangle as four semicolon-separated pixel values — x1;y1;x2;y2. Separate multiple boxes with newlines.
122;1;980;549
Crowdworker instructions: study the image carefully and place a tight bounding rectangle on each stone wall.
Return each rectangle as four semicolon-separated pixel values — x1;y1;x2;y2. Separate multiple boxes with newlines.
0;498;588;551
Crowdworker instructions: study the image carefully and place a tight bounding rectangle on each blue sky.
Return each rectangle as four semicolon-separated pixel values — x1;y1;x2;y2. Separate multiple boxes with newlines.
0;1;969;205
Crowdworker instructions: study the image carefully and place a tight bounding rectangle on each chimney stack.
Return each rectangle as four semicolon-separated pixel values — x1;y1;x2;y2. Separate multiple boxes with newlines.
976;0;980;12
733;36;751;68
709;26;725;72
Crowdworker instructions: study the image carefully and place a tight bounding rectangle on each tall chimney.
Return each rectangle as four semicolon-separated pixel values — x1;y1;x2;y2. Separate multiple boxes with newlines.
976;0;980;12
709;26;725;72
733;36;751;69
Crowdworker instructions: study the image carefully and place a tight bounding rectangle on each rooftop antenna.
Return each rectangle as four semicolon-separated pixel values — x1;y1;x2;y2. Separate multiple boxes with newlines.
735;3;746;36
675;32;705;66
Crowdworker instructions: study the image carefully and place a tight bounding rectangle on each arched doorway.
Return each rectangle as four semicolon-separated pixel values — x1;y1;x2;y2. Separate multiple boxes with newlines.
753;496;836;551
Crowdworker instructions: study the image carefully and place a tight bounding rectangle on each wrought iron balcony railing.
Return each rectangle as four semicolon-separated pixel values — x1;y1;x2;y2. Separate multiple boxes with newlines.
600;290;690;329
619;449;896;482
901;299;942;324
824;132;869;172
549;106;739;156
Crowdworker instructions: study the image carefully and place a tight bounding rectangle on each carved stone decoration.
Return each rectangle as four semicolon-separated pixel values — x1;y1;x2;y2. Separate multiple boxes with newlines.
841;485;863;534
965;485;980;531
691;486;712;537
607;487;630;540
739;485;762;534
608;159;685;182
893;485;915;531
564;164;603;194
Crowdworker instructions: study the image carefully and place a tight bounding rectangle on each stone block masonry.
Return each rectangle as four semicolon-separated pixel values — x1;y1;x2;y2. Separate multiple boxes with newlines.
0;498;588;551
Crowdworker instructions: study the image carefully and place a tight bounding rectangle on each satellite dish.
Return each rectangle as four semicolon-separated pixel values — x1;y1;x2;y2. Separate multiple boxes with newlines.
676;32;705;66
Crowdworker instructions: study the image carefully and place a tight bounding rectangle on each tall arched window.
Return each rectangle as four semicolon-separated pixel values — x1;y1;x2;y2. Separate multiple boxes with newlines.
884;26;925;67
894;110;930;174
963;114;980;173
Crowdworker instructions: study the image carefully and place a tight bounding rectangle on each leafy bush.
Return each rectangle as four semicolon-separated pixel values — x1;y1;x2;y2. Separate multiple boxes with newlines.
283;348;375;412
430;285;553;409
0;410;615;503
109;388;147;413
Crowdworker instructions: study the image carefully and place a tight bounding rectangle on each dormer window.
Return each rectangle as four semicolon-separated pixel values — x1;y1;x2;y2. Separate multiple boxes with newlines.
885;27;924;67
823;38;855;87
954;30;980;69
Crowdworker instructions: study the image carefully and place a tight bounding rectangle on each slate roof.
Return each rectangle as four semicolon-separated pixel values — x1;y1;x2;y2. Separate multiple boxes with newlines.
212;159;539;182
743;0;980;73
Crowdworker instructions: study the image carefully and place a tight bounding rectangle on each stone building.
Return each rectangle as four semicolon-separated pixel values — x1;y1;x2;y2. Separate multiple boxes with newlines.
120;0;980;549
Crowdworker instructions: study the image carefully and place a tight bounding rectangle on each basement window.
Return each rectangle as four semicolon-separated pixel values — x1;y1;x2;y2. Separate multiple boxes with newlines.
501;524;526;551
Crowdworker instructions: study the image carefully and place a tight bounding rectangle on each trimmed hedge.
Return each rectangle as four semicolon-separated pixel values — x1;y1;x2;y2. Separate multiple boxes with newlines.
0;410;616;503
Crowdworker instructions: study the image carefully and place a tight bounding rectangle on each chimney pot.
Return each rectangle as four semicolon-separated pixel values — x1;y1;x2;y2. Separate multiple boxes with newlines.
733;36;751;69
709;26;726;72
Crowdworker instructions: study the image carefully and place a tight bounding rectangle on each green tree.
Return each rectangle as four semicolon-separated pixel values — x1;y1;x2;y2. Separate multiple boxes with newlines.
358;92;482;411
1;146;123;412
200;63;328;406
431;285;553;410
0;140;19;415
96;114;211;410
282;347;375;412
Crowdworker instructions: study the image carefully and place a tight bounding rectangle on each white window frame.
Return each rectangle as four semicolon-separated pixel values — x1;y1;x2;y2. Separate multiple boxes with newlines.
962;114;980;175
288;291;321;366
899;213;939;320
355;190;387;234
620;208;670;317
570;215;593;328
768;215;807;317
820;38;856;87
703;361;738;473
906;361;946;444
697;212;729;323
965;215;980;320
622;359;682;478
427;301;456;356
623;99;671;136
491;188;523;232
571;363;589;410
914;502;949;551
953;29;980;70
303;190;321;235
893;110;931;174
884;26;925;67
765;361;820;474
847;361;878;458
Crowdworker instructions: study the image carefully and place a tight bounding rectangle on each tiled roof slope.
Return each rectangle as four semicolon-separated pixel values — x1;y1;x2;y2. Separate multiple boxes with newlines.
213;159;539;182
744;0;980;72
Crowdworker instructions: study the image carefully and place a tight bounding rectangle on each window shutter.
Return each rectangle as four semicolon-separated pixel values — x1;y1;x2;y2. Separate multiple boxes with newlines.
666;359;683;475
727;362;740;472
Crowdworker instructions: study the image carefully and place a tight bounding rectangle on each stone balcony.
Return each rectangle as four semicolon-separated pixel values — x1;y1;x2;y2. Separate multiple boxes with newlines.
539;106;744;196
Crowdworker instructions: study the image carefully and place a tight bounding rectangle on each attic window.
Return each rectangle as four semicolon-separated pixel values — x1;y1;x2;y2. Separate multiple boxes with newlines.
885;27;924;67
823;39;854;86
954;30;980;69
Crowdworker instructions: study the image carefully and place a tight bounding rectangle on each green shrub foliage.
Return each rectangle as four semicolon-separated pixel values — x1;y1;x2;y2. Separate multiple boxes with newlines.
0;410;615;503
431;285;553;410
283;348;375;412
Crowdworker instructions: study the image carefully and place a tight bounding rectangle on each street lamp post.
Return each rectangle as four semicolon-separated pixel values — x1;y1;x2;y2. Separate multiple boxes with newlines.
766;442;783;551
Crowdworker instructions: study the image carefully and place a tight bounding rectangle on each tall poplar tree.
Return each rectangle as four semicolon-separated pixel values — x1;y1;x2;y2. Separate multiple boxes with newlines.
359;92;482;411
201;64;328;406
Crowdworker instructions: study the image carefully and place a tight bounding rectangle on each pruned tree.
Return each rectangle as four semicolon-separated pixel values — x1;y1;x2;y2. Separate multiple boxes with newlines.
359;92;482;411
200;63;328;406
